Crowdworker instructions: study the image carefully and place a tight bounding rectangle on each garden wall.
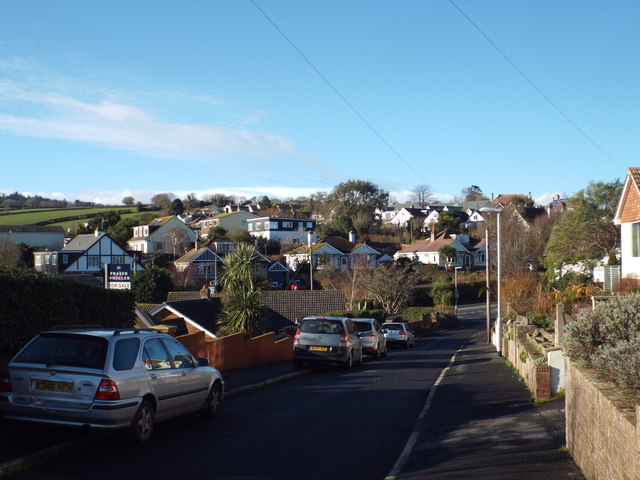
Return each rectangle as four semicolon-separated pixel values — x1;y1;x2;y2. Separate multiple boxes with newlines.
178;330;295;372
566;362;640;480
501;320;551;401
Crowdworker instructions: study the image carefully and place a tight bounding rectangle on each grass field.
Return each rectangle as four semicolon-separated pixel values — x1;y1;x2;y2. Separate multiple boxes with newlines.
0;207;138;227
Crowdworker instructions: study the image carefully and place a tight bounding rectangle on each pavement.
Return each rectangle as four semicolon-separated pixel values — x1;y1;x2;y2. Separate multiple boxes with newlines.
0;329;585;479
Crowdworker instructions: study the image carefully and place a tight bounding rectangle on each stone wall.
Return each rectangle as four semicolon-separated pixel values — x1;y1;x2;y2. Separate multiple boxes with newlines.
566;362;640;480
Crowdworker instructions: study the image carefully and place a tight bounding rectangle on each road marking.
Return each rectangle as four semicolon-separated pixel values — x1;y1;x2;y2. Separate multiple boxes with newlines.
385;332;480;480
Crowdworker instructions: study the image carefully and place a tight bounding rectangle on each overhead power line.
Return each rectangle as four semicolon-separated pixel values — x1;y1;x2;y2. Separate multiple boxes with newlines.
448;0;623;171
250;0;430;186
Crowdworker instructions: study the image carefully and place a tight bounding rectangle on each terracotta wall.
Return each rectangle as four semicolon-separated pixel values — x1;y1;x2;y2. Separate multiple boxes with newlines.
178;330;294;372
566;362;640;480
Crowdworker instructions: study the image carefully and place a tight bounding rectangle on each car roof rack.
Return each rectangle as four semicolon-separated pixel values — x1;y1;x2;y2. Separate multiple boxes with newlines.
113;328;162;336
49;324;104;331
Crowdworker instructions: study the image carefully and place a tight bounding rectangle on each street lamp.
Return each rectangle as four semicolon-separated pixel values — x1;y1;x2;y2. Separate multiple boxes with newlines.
480;207;502;354
454;266;462;316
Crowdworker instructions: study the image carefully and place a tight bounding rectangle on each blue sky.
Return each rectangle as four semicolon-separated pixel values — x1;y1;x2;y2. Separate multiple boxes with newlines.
0;1;636;206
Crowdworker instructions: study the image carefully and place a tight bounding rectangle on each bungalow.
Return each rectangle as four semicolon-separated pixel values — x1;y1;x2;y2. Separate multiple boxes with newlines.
285;234;381;272
394;229;487;269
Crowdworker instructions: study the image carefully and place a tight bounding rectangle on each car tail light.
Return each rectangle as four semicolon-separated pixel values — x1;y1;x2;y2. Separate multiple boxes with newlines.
363;333;375;337
399;331;406;335
95;378;120;401
1;371;10;392
340;333;348;345
294;330;300;342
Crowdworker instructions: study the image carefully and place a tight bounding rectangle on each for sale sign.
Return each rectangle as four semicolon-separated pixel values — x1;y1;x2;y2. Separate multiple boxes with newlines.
105;264;131;290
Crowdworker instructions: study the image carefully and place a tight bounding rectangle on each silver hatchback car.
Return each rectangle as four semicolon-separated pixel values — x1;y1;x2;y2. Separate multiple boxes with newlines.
0;328;224;443
382;322;416;348
352;318;387;359
293;316;363;369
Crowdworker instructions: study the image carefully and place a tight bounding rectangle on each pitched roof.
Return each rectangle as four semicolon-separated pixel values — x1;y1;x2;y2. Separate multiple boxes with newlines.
61;232;106;251
614;167;640;224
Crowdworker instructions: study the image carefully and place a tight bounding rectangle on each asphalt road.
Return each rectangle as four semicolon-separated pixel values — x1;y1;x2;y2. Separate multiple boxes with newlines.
4;322;481;480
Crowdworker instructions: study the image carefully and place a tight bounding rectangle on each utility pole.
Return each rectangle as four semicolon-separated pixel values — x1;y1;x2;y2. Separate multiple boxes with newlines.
485;228;491;344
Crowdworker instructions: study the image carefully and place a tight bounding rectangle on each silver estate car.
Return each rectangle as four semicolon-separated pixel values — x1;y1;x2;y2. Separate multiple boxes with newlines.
382;322;416;348
293;316;363;369
0;328;224;443
352;318;387;359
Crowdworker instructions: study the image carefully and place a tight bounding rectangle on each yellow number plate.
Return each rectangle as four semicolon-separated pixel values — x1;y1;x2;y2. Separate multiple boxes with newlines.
309;346;328;352
34;380;74;393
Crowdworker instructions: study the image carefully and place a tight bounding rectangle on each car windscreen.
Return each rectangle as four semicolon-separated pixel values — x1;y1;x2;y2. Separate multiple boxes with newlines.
352;321;373;332
383;324;403;331
13;333;108;370
300;320;345;334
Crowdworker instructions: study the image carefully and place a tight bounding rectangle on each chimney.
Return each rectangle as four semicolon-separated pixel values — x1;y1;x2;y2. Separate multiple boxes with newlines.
431;224;435;242
308;230;314;247
349;231;356;243
195;231;199;250
491;193;495;201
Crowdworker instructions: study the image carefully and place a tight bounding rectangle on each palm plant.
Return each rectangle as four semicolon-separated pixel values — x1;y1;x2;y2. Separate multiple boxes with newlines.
218;243;266;337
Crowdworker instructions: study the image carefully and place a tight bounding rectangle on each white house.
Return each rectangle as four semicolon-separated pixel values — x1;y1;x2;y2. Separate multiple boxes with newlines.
247;217;317;245
613;166;640;287
128;216;196;256
285;235;381;272
394;230;487;269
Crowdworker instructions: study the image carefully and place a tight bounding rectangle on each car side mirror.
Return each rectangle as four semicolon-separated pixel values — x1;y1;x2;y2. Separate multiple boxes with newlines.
197;357;210;367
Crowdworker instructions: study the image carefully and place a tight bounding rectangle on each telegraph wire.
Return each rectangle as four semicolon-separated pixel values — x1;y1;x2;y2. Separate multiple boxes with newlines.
448;0;623;171
249;0;430;186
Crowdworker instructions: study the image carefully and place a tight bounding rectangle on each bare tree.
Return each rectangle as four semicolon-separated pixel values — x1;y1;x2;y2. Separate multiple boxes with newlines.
361;264;417;315
0;238;20;270
410;184;433;207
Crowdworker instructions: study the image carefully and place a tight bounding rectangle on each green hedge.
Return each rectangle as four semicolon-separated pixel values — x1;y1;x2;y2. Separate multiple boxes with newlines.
0;270;135;359
402;306;434;323
322;309;386;322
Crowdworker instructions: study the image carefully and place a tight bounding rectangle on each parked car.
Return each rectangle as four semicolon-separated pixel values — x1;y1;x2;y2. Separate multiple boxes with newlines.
382;322;416;348
0;328;224;443
293;316;363;369
352;318;387;359
289;279;306;290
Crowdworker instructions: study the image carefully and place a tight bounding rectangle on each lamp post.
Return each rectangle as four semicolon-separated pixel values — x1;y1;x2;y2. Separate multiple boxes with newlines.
308;230;314;291
454;266;462;316
480;207;502;354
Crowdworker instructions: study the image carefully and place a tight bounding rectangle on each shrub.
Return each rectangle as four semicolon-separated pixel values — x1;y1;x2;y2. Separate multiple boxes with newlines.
432;281;453;306
402;307;434;323
564;293;640;400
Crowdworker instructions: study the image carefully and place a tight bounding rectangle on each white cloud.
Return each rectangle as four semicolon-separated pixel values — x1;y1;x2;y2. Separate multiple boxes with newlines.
0;82;297;161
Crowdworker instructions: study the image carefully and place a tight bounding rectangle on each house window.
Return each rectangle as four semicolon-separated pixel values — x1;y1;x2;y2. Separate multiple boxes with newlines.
306;222;314;229
633;223;640;257
112;256;124;264
283;221;293;228
62;254;68;264
269;221;278;229
87;256;100;268
248;224;253;232
35;255;42;266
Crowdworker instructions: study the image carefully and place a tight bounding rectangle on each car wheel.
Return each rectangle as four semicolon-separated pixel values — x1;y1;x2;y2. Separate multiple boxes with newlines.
202;382;223;419
357;348;363;365
343;352;353;370
130;399;155;443
372;346;379;359
381;344;387;357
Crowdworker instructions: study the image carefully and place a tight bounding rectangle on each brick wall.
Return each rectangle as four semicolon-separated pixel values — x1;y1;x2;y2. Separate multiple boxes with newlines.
503;324;551;401
566;362;640;480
